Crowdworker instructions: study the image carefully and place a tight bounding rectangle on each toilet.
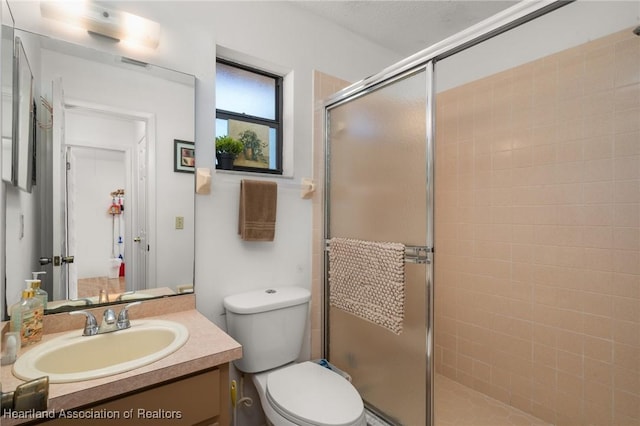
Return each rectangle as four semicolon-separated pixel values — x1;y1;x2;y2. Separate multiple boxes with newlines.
223;286;366;426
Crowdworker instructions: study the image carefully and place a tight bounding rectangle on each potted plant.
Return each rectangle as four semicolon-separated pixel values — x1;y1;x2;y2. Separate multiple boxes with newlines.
215;135;243;170
238;129;263;162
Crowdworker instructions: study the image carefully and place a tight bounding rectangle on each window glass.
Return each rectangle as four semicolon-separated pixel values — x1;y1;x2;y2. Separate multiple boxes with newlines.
216;118;278;170
216;62;276;120
215;59;283;174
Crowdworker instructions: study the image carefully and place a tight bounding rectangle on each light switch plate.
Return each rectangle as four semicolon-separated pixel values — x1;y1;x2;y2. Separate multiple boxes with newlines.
175;216;184;229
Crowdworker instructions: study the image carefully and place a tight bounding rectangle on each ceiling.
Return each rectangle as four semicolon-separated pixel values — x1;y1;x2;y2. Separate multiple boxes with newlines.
291;0;520;57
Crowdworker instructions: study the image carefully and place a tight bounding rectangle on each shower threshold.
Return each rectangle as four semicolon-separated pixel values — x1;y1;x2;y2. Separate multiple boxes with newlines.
365;409;394;426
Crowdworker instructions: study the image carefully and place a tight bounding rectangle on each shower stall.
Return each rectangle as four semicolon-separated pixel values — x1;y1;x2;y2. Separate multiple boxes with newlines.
322;1;639;425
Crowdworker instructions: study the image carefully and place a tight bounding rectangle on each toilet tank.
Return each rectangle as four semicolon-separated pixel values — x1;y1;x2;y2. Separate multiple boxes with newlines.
223;287;311;373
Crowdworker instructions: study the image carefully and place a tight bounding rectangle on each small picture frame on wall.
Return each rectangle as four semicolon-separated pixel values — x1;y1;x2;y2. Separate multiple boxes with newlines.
174;139;195;173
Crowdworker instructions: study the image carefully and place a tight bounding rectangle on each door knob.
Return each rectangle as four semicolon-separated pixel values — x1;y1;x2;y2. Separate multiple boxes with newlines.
133;237;141;243
61;256;74;264
39;257;52;265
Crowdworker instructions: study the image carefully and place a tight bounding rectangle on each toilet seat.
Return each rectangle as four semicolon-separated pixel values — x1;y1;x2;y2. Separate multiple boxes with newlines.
266;362;365;426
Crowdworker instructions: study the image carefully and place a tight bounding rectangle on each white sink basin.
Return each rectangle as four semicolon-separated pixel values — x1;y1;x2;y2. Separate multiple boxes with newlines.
13;319;189;383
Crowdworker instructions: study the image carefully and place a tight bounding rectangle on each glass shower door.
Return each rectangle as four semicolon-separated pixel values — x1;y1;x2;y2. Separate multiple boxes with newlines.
326;68;431;425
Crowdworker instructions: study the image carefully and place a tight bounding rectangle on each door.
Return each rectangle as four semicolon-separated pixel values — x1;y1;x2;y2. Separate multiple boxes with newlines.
63;109;147;299
326;68;432;425
132;135;147;292
65;145;129;299
48;77;147;300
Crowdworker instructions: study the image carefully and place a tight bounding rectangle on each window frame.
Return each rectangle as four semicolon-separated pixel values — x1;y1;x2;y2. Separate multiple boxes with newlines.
215;58;284;175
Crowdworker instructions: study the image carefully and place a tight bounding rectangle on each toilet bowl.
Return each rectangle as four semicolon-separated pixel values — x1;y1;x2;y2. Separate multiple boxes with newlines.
252;362;366;426
223;287;366;426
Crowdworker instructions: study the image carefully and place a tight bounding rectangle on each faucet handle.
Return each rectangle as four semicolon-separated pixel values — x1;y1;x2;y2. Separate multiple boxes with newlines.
69;310;98;336
117;302;142;330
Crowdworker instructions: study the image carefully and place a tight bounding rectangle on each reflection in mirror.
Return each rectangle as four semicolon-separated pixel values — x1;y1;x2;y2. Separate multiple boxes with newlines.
13;36;35;193
1;24;13;183
3;28;195;319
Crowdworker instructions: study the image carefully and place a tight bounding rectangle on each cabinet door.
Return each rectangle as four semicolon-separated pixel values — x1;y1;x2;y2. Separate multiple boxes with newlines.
51;368;221;425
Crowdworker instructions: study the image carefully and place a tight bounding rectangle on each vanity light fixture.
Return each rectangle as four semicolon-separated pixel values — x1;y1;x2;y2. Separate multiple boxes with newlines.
40;1;161;49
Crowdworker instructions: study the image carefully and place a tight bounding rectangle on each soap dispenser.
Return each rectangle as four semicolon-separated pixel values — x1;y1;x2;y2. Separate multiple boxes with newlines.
10;285;44;346
29;272;48;310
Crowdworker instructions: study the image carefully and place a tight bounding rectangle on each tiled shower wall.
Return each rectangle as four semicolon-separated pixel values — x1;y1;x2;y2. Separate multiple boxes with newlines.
435;28;640;426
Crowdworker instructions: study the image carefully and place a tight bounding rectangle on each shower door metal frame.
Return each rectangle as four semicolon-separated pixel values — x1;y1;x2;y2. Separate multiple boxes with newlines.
323;61;434;426
321;1;573;425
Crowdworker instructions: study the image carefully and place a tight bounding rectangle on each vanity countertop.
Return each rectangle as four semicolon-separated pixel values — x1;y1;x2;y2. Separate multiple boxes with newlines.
1;300;242;425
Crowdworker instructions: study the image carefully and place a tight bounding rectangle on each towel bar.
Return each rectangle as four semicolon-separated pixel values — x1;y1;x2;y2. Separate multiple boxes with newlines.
405;245;433;264
324;239;433;264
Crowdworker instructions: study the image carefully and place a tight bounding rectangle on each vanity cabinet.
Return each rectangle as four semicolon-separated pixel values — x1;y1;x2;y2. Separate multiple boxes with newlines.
2;307;242;426
49;365;229;426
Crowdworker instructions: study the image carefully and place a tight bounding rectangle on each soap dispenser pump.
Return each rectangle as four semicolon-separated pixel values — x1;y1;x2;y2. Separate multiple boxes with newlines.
30;271;48;310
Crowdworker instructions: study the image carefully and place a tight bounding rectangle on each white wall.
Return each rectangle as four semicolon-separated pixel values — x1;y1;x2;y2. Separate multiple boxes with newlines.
120;1;402;331
5;4;399;421
5;2;400;325
3;28;41;310
4;186;38;307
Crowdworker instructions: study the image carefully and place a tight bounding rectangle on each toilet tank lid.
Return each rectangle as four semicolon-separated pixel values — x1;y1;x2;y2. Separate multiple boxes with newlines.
223;287;311;314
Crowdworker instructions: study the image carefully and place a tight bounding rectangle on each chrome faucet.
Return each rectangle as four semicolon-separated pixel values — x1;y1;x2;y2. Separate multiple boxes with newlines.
70;302;142;336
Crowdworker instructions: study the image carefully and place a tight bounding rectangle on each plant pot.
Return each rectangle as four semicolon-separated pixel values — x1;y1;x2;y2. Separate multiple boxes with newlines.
243;147;253;161
216;153;236;170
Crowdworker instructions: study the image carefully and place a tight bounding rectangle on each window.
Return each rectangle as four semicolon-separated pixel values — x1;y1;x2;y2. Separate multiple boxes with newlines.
215;59;283;174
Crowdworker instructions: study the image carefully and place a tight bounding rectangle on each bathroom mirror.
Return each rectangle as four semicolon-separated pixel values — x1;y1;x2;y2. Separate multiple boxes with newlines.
3;27;196;318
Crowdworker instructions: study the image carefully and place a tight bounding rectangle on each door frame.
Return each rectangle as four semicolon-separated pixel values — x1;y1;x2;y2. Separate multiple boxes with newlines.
46;89;156;300
64;143;131;298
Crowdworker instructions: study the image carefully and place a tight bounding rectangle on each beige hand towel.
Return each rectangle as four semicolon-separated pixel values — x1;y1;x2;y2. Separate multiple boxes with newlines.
238;179;277;241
